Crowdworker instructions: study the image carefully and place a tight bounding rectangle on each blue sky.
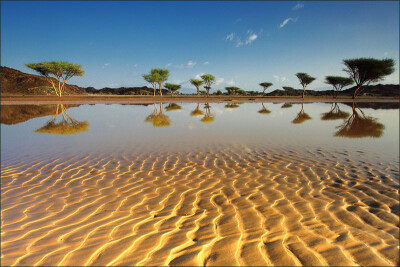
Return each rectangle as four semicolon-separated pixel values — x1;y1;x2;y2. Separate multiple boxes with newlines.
1;1;399;93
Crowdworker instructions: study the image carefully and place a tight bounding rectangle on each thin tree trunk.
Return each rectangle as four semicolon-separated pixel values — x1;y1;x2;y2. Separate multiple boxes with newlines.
302;88;305;98
153;85;156;96
353;86;360;99
197;87;200;96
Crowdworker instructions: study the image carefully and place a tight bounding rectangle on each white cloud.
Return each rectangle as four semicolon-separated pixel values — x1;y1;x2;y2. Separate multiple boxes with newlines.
273;75;287;83
226;33;234;41
279;17;298;28
215;77;225;85
102;63;110;69
384;51;389;57
245;33;258;44
133;64;138;68
177;60;196;69
292;2;304;10
225;80;236;86
236;18;242;22
165;63;172;68
235;39;243;47
203;61;210;65
194;73;205;79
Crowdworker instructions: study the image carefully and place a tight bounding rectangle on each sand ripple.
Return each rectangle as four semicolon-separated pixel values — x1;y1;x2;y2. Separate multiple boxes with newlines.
1;146;399;266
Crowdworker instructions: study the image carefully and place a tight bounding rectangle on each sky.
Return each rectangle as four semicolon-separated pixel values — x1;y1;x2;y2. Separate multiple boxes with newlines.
1;1;399;93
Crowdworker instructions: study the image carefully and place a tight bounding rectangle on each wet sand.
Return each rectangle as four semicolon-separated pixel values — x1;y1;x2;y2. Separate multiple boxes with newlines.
1;95;398;105
1;145;398;266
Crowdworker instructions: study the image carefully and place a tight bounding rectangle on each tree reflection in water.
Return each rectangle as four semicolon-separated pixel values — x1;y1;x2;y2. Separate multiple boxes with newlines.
190;103;204;117
225;103;240;109
165;103;182;112
321;103;350;121
145;103;171;127
200;103;214;123
258;103;271;114
281;103;293;109
334;102;384;138
292;103;311;124
35;104;89;135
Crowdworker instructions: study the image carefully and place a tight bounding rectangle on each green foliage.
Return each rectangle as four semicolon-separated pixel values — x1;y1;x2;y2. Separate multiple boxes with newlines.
295;73;316;88
25;61;84;96
325;76;354;97
201;74;215;97
225;86;240;95
164;83;181;94
215;90;223;95
342;58;395;98
190;79;204;95
259;82;273;93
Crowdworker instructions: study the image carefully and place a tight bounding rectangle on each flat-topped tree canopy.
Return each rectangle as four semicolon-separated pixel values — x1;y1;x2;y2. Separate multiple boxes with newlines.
25;61;84;97
164;83;181;95
295;73;316;98
190;79;204;96
325;76;354;98
342;57;395;99
259;82;273;94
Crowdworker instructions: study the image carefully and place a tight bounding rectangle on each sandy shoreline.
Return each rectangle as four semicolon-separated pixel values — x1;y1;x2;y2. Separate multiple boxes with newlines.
1;95;399;105
1;145;398;266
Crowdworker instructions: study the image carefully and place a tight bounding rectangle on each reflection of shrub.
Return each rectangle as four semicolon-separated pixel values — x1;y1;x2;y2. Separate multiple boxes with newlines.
225;103;240;109
165;103;182;111
258;108;271;114
35;121;89;135
292;113;311;124
145;114;170;127
191;109;204;116
281;103;293;108
321;110;349;120
200;115;214;123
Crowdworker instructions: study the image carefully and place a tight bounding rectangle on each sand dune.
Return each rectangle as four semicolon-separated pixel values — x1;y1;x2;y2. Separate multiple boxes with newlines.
1;145;399;266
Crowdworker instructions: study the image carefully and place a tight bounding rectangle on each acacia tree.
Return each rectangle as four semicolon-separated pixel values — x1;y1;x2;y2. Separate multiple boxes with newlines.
295;73;316;98
259;82;273;95
325;76;354;98
225;86;240;95
143;73;159;96
282;86;295;96
164;83;181;96
152;68;170;96
25;61;84;97
342;58;395;99
201;74;215;97
142;73;159;96
190;79;204;96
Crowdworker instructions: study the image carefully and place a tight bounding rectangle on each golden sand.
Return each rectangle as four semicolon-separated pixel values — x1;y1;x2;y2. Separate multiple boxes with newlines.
1;146;399;266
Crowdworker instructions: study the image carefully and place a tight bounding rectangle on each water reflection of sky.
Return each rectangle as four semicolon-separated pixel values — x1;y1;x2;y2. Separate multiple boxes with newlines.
1;102;399;164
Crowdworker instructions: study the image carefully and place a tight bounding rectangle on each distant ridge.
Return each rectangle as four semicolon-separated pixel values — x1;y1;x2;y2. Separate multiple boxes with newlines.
1;66;399;97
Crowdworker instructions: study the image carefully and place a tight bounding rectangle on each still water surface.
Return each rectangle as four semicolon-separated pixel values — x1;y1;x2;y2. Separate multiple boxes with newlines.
1;102;399;266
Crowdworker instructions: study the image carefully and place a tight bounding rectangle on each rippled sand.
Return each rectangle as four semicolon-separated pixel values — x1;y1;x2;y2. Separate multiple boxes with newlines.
1;145;399;266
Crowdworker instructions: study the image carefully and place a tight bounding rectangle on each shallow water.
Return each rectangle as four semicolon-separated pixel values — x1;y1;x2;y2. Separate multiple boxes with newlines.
1;102;399;266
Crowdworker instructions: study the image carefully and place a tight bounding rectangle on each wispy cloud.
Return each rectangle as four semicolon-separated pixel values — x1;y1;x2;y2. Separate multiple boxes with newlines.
102;63;110;69
384;51;389;57
133;64;138;68
279;17;298;28
177;60;196;69
273;75;287;83
225;80;236;86
165;63;172;68
226;33;234;41
292;2;304;10
227;29;261;47
203;61;210;65
236;18;242;22
245;33;258;44
215;77;225;85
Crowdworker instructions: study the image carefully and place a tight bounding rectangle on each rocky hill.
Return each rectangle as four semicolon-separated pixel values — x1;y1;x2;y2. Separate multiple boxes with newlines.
1;66;88;96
